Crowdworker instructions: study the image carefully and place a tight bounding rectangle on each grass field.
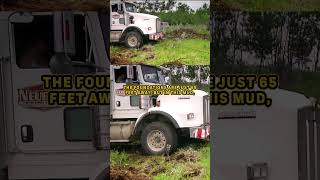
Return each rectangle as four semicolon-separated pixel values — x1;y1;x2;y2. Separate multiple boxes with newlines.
110;140;210;180
110;25;210;66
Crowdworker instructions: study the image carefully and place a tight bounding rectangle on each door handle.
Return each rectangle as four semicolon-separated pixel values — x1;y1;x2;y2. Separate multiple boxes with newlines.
21;125;33;142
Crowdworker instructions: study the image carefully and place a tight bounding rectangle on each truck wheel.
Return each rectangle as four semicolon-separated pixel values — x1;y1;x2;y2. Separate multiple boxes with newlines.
141;122;177;155
125;31;143;48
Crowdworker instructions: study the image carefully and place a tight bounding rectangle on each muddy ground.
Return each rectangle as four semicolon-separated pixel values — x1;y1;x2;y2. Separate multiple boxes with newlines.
110;140;209;180
110;28;209;65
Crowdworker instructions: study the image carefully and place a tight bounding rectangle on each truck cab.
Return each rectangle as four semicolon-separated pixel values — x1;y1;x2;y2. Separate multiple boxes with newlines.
110;0;164;48
0;11;109;180
110;65;210;155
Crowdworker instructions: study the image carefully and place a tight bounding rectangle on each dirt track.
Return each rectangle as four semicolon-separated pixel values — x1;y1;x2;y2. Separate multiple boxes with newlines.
110;140;209;180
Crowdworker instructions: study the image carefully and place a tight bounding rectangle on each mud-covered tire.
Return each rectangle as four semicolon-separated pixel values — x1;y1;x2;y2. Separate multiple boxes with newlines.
140;122;177;155
124;31;143;48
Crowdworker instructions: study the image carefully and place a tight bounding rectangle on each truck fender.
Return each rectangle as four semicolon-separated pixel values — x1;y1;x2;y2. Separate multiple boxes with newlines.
120;26;144;41
133;111;180;135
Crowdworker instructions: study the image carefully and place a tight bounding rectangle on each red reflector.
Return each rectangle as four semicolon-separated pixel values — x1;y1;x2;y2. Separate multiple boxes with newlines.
65;20;70;41
197;128;202;138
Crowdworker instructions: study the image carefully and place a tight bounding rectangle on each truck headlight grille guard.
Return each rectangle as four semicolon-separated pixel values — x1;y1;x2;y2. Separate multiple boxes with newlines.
203;95;210;124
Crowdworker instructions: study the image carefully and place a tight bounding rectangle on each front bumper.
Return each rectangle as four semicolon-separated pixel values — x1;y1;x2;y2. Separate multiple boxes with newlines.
190;124;210;140
149;32;164;40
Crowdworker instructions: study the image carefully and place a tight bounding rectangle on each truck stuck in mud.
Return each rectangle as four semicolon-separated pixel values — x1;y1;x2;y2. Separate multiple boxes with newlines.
110;65;210;155
110;0;164;48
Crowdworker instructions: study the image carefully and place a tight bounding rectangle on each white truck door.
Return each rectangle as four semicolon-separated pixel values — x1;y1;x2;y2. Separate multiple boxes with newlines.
9;12;95;152
112;65;145;118
111;2;126;30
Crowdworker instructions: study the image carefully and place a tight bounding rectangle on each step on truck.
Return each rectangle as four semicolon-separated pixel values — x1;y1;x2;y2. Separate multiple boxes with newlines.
110;65;210;155
110;0;164;48
0;11;110;180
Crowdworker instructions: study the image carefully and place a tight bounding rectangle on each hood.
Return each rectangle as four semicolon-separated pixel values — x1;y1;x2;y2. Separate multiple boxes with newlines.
193;89;209;97
128;12;159;20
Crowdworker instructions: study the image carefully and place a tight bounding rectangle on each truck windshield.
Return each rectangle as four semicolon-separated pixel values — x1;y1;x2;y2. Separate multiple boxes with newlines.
141;65;164;84
125;3;137;13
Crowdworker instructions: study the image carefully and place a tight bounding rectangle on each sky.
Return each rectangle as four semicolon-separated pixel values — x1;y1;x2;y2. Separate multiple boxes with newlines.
176;0;210;10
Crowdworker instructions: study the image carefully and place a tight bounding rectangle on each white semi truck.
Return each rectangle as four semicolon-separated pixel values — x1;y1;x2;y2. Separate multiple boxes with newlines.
0;11;110;180
110;65;210;155
110;0;164;48
212;86;319;180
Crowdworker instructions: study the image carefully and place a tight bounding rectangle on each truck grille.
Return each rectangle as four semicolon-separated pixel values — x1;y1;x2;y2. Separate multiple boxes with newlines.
156;18;161;33
203;95;210;124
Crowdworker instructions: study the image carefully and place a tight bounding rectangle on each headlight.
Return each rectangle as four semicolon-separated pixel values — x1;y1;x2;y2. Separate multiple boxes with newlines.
148;27;152;31
187;113;195;119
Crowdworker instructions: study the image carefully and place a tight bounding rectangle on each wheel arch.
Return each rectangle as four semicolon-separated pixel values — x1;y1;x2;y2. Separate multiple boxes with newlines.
133;111;179;136
120;26;144;42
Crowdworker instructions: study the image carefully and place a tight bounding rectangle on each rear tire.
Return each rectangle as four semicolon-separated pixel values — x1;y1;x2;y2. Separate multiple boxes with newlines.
140;122;177;155
124;31;143;48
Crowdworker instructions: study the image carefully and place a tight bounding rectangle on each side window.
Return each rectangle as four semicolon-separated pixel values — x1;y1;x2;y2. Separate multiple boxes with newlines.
14;14;93;69
14;15;54;69
64;107;93;141
130;96;139;106
112;4;118;12
114;67;127;83
114;66;138;83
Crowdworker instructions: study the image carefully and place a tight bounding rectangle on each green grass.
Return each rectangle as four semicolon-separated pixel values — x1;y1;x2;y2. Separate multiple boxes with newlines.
110;141;210;180
219;0;320;11
111;39;209;65
111;25;210;65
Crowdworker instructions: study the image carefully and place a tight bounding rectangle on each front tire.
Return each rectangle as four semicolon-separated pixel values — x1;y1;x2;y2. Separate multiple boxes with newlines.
140;122;178;155
124;31;143;48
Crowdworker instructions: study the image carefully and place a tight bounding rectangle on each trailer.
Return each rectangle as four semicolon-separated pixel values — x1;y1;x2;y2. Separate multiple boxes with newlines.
211;87;318;180
0;11;110;180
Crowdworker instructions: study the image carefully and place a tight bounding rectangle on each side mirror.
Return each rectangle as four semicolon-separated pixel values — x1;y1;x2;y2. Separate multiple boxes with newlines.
49;53;74;74
9;12;34;23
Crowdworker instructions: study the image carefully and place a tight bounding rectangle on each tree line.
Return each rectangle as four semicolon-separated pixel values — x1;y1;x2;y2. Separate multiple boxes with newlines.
212;12;320;72
137;0;209;25
211;11;320;98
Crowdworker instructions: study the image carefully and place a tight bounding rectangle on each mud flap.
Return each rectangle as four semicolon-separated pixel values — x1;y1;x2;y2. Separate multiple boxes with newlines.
190;125;210;140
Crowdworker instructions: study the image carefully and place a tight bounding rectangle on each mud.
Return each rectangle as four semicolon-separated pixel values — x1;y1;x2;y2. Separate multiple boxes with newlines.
111;166;151;180
166;28;209;40
173;149;199;162
183;167;201;178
